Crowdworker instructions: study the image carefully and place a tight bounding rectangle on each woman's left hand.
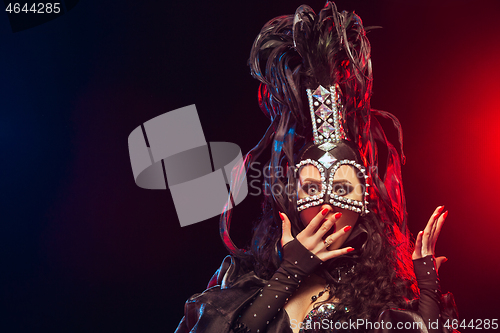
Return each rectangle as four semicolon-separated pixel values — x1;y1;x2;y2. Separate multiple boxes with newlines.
412;206;448;272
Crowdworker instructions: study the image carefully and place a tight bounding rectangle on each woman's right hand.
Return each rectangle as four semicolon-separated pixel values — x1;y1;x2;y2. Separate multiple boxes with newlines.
280;208;354;262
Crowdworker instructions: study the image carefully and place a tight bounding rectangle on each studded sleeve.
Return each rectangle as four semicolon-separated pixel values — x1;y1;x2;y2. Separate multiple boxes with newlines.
413;255;442;333
236;238;322;333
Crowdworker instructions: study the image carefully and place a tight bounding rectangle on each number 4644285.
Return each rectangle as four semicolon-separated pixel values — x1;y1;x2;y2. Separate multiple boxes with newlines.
6;3;61;14
444;319;498;330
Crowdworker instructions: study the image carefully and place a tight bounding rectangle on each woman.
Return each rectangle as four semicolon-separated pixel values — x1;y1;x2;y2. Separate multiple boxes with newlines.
176;2;458;332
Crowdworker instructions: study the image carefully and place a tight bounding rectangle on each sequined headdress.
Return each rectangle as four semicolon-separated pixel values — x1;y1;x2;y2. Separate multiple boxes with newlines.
307;84;345;146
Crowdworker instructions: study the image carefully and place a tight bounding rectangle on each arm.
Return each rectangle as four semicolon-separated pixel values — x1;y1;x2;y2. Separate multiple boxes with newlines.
236;239;322;333
413;255;442;333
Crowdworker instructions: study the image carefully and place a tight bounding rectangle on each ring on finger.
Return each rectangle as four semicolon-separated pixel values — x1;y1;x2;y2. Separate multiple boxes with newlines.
324;239;332;248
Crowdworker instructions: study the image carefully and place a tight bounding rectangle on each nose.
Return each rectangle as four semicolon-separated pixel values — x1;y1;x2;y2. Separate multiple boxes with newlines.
320;203;338;216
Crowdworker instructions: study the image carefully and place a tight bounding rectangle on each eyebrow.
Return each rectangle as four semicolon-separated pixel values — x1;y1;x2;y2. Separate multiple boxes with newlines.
301;178;321;183
331;179;352;184
300;178;352;185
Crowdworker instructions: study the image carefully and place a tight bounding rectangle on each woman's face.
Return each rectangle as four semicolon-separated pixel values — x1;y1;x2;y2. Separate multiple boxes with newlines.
297;164;363;250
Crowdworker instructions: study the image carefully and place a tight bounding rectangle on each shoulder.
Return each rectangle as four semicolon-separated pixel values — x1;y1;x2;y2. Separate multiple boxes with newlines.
177;256;265;333
206;255;237;289
206;255;256;289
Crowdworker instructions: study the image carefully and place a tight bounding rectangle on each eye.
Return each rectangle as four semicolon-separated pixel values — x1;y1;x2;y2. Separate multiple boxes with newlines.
303;183;321;196
333;183;353;196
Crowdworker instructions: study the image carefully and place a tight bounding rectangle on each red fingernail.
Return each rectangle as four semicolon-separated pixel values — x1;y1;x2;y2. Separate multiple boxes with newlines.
443;211;448;219
335;212;342;219
347;248;355;252
344;225;352;232
279;212;284;221
322;208;329;216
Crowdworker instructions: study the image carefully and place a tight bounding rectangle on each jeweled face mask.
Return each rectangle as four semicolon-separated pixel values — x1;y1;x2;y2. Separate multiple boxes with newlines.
295;84;369;214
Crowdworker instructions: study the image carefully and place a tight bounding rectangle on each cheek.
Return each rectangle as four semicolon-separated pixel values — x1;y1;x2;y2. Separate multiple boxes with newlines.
351;183;364;201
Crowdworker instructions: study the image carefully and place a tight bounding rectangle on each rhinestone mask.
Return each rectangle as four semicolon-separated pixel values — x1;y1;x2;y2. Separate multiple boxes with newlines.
295;85;369;214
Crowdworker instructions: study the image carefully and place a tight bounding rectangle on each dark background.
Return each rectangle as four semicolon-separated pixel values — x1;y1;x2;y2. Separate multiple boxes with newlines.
1;0;499;332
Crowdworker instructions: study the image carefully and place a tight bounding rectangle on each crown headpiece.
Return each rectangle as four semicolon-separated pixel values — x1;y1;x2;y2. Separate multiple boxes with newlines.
306;83;346;148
